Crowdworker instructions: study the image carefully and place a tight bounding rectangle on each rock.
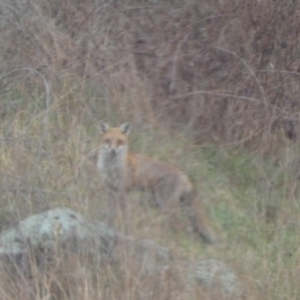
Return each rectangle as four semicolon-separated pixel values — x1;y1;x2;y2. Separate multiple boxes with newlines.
0;207;120;271
0;207;242;298
132;239;172;274
186;258;242;298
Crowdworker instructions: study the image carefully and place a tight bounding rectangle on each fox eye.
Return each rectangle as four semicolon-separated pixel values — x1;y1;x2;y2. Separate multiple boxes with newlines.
104;138;111;144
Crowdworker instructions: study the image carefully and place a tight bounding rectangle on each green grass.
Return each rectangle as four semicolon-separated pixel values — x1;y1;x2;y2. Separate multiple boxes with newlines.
1;86;300;299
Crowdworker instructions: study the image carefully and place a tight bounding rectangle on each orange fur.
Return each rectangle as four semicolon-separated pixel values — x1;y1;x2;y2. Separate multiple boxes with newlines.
97;122;218;244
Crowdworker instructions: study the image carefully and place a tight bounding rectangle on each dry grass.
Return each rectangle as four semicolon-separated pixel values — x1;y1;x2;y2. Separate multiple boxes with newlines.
1;0;300;152
0;0;300;299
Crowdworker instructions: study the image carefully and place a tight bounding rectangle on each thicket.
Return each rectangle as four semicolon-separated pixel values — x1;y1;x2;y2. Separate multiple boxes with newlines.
1;0;300;153
1;1;300;299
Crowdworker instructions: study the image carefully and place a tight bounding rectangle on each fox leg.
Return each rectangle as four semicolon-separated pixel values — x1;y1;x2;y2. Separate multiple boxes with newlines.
104;182;128;224
153;176;198;234
181;189;218;244
152;175;219;244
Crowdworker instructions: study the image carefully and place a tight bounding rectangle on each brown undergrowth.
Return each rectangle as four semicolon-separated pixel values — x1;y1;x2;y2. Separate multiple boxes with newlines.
0;0;300;299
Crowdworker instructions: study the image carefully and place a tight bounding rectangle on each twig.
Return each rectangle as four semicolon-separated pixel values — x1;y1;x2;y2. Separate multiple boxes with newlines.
169;34;189;95
213;46;268;116
0;67;51;168
171;90;280;111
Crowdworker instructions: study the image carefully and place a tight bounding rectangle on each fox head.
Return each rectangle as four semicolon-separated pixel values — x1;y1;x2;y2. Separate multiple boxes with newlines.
99;122;131;158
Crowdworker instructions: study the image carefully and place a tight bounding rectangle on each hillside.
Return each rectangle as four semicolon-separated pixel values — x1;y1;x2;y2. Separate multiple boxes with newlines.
0;0;300;299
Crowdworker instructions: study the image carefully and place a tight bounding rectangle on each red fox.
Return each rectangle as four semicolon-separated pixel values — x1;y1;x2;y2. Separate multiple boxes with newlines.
97;122;218;244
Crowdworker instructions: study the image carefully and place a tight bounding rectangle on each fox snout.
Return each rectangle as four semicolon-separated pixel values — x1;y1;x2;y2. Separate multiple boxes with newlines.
108;147;117;156
103;142;126;157
104;143;117;155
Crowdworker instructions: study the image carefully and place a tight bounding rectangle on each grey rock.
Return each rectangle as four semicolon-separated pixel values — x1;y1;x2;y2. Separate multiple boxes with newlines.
0;208;242;298
132;239;172;274
0;207;120;269
186;258;242;298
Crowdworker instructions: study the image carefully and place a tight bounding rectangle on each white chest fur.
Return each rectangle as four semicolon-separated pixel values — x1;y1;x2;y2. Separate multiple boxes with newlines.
97;148;127;190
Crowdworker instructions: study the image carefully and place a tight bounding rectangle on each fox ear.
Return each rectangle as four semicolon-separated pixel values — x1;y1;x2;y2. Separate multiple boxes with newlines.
119;122;132;135
99;121;110;134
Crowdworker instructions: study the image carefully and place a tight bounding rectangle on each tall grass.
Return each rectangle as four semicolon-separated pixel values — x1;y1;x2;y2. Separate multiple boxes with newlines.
0;0;300;299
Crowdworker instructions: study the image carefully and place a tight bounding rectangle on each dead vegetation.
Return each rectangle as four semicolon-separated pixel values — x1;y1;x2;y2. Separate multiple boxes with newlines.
0;0;300;299
1;0;300;153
